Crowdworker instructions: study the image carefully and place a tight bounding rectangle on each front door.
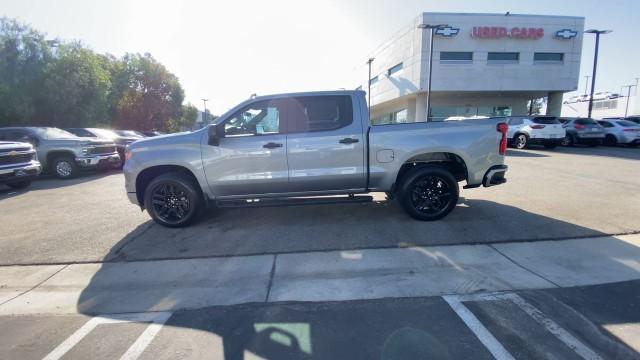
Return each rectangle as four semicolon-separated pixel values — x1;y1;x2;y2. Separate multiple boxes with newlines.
284;95;366;192
201;99;289;197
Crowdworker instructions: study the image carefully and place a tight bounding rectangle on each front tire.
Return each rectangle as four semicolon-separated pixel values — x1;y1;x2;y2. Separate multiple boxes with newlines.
52;156;78;179
144;172;202;227
604;135;617;146
398;165;459;221
560;135;574;147
514;134;528;149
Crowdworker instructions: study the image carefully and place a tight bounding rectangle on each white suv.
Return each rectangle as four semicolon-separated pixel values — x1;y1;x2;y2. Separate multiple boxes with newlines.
506;116;566;149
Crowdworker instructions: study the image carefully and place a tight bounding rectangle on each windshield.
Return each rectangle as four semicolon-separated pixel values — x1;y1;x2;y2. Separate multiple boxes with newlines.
89;128;119;139
31;127;78;140
532;117;560;124
616;120;639;127
115;130;143;137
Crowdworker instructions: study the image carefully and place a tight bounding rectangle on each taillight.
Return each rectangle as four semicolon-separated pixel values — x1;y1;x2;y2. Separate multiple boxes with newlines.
531;124;545;129
574;124;585;129
623;128;639;132
497;122;508;155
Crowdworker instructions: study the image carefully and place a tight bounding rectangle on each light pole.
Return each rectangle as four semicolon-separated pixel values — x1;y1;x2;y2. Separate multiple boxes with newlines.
584;29;612;118
417;24;446;122
622;85;635;117
366;57;375;119
583;76;591;95
201;98;209;124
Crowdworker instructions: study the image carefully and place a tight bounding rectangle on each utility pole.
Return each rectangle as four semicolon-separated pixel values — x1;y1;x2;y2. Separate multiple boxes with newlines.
584;29;612;118
201;98;209;125
417;23;446;122
622;85;635;117
366;57;375;119
635;78;639;96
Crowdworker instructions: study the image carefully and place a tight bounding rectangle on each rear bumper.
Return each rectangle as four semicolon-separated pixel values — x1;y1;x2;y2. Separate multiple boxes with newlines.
483;165;508;187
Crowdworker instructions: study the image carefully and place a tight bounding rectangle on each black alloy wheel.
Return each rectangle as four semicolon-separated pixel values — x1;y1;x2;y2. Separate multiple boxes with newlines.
144;173;202;227
399;165;459;221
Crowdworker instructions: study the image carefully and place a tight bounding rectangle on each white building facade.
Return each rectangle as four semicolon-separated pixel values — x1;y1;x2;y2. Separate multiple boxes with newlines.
363;12;585;124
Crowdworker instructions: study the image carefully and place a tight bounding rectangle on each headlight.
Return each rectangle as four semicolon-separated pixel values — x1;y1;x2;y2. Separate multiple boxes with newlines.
125;149;133;161
81;147;91;155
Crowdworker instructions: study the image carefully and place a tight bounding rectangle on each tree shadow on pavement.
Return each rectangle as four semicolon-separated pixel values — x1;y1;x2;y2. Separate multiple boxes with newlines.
70;198;640;359
0;170;119;200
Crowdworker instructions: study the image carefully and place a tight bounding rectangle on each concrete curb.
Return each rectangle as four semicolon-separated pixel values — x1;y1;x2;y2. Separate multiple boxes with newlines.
1;234;639;315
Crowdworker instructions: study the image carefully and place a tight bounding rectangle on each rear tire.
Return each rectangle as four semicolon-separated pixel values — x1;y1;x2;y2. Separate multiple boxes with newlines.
52;156;78;179
514;134;528;149
144;172;203;227
6;180;32;189
398;165;459;221
604;134;617;146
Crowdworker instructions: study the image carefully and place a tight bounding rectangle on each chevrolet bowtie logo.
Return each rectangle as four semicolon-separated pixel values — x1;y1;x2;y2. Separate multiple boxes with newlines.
555;29;578;39
435;26;460;37
8;151;18;156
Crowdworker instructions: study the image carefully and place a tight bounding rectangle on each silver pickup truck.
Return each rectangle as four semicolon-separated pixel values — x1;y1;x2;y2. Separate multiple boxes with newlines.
124;90;508;227
0;141;42;189
0;127;120;178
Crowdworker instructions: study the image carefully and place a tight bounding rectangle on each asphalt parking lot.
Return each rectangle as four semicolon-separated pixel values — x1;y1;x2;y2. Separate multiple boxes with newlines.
0;145;639;265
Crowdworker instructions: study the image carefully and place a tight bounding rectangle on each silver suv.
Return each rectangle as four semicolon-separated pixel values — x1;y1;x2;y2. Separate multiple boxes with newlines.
0;127;120;178
558;118;605;146
506;116;566;149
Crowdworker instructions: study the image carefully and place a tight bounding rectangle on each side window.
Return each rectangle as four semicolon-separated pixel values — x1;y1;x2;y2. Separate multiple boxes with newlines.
289;95;353;132
224;100;281;137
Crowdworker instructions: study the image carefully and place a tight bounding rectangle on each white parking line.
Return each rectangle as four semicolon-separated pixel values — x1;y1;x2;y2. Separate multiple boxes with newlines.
443;295;515;360
445;292;603;360
496;293;603;360
42;312;172;360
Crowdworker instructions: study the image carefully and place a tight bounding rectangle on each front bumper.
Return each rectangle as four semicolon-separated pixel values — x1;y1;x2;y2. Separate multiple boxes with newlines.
0;161;42;183
75;153;121;167
483;165;508;187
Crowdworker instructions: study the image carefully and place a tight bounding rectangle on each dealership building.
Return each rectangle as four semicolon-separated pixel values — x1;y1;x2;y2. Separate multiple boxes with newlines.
362;12;585;123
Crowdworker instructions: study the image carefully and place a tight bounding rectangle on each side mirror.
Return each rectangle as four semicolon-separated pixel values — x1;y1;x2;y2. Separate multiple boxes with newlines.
19;135;39;147
208;123;225;146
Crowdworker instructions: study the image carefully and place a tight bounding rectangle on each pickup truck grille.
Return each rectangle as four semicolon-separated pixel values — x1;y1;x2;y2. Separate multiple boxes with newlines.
0;146;31;155
0;152;34;166
89;146;116;155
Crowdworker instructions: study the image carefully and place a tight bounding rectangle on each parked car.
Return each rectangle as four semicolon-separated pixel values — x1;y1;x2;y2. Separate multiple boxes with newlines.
0;141;42;189
65;128;141;167
563;95;581;104
597;119;640;147
123;90;509;227
506;116;565;149
623;116;640;125
0;127;120;179
558;118;605;146
114;130;146;139
592;92;618;101
139;130;165;137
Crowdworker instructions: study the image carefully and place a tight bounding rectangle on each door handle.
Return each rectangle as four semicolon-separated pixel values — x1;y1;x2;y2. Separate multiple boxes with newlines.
339;137;359;144
263;142;283;149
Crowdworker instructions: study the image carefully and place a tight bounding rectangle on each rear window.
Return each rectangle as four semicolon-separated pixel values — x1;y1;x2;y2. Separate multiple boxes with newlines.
575;118;597;125
289;95;353;132
616;120;638;127
532;117;560;124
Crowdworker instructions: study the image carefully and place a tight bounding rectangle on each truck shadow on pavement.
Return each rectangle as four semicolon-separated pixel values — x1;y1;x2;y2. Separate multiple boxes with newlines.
103;198;609;263
73;198;640;359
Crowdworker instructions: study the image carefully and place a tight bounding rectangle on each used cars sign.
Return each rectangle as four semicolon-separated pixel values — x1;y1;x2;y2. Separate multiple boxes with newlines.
471;26;544;39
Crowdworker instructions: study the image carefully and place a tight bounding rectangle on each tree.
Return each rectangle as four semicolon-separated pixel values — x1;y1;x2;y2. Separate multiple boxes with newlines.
165;103;199;133
527;97;547;115
35;42;110;127
114;53;184;131
0;17;54;126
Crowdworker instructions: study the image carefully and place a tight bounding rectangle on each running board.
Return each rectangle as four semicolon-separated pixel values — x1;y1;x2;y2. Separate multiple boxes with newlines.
216;195;374;208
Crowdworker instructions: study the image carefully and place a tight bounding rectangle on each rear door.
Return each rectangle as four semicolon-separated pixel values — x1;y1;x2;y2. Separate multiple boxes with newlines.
285;94;366;192
201;99;290;197
506;117;524;139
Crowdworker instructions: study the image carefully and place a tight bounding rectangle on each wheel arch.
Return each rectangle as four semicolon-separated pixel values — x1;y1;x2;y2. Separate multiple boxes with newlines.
393;152;467;194
46;150;75;168
135;165;204;209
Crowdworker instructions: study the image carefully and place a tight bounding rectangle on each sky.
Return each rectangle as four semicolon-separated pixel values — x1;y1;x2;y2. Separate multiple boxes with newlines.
2;0;639;114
